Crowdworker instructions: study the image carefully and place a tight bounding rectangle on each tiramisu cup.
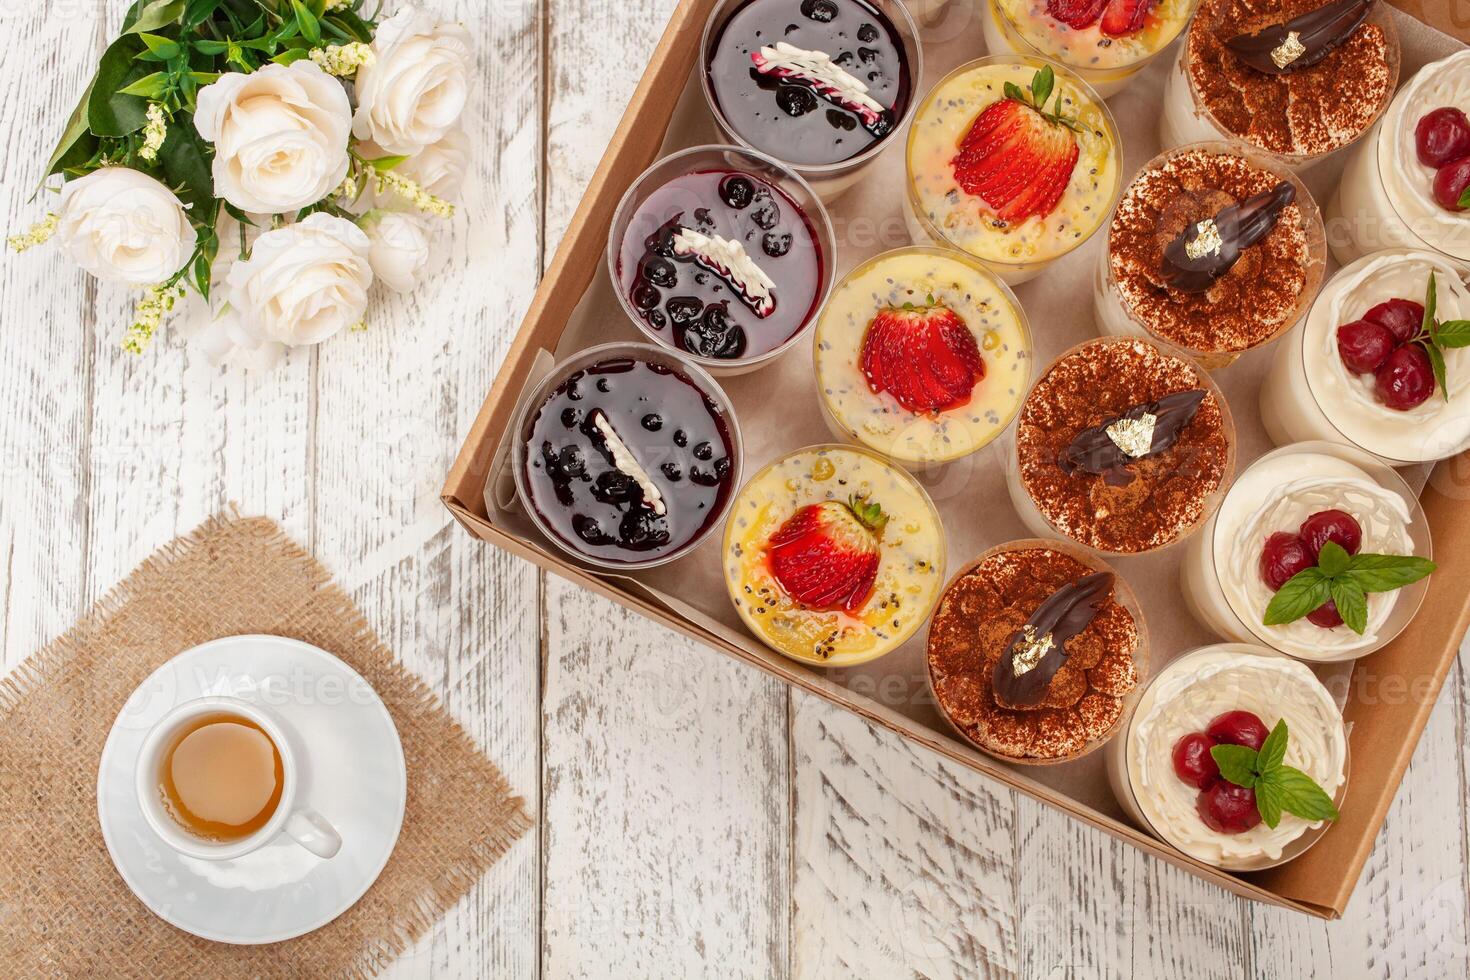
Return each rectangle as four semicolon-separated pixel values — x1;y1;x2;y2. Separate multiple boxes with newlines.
814;246;1033;468
1160;0;1399;169
1008;337;1236;555
1262;248;1470;463
982;0;1202;99
927;539;1146;765
1096;143;1326;369
1106;644;1348;871
1331;49;1470;266
1182;441;1433;662
722;444;945;666
905;57;1123;285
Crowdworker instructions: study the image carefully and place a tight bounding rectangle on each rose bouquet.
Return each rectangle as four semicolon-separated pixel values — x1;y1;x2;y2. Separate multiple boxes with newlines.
11;0;471;367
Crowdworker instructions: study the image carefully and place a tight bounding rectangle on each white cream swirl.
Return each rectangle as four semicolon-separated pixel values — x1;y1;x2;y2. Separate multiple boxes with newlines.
1127;648;1347;870
1383;50;1470;261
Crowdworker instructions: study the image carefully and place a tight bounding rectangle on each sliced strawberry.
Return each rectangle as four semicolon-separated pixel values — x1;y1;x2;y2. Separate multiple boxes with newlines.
860;300;985;415
1100;0;1158;37
952;98;1080;224
1046;0;1108;29
767;495;886;613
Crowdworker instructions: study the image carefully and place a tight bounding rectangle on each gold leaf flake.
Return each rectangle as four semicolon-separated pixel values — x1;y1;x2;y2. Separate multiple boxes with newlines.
1105;412;1158;459
1185;218;1224;261
1011;626;1054;676
1271;31;1307;69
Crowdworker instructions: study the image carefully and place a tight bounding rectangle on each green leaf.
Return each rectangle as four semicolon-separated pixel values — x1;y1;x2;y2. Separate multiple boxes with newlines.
1340;553;1437;592
1263;567;1331;626
1423;339;1449;403
367;154;410;172
271;48;313;65
1031;64;1055;109
156;117;216;222
291;0;322;44
193;39;229;54
117;71;170;99
1003;81;1025;103
182;0;224;29
1257;719;1288;774
1329;578;1369;635
1436;320;1470;349
1268;766;1340;823
1461;184;1470;210
88;35;150;137
121;0;187;35
1317;540;1350;577
1210;743;1259;788
43;80;98;180
1424;271;1438;334
138;32;182;59
1254;777;1285;829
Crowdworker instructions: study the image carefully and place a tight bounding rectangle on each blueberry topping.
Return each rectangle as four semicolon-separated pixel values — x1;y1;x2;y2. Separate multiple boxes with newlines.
595;377;611;393
661;462;683;482
619;508;671;548
714;457;731;479
644;219;679;257
694;207;713;226
719;175;756;209
681;303;748;359
777;85;820;117
857;22;878;42
761;231;792;257
750;199;781;230
632;282;661;310
572;514;616;546
641;413;663;431
591;470;644;506
693;441;714;461
666;295;704;326
690;465;724;487
826;109;856;131
560;407;582;429
858;46;878;64
647;309;667;329
642;256;677;288
801;0;838;23
674;429;688;448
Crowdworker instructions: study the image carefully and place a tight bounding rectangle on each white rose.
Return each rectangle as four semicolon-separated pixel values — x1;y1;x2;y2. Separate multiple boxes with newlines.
399;127;469;200
225;213;372;351
352;8;472;155
195;61;352;213
363;211;437;293
54;168;196;285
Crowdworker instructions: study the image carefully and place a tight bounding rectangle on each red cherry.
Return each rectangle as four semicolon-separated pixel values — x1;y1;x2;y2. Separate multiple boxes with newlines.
1172;732;1221;789
1307;600;1345;629
1206;710;1269;751
1374;343;1436;411
1432;158;1470;212
1415;108;1470;168
1260;531;1313;591
1298;509;1363;561
1336;319;1397;374
1197;781;1263;834
1361;298;1425;345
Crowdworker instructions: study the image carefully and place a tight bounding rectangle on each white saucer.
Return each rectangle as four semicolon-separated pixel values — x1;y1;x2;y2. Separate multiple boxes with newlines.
97;635;407;944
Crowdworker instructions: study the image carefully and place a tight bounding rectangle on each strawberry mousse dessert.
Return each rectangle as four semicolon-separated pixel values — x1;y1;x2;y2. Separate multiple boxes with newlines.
513;343;743;569
1009;337;1235;555
927;540;1146;764
983;0;1202;99
722;444;945;666
701;0;920;197
1262;248;1470;463
609;146;835;376
1182;441;1434;662
813;247;1033;468
1096;143;1326;369
1161;0;1399;169
1331;49;1470;265
905;59;1122;285
1106;645;1347;870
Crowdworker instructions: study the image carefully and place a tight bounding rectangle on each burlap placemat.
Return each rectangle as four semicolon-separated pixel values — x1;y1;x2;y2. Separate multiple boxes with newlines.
0;511;532;977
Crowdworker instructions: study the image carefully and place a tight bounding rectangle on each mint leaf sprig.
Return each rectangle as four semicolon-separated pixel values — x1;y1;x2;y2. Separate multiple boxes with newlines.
1412;273;1470;402
1459;184;1470;211
1210;720;1339;829
1263;541;1436;635
1002;65;1085;135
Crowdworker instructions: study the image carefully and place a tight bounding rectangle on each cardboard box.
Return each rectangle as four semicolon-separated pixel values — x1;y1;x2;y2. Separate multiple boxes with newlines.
445;0;1470;918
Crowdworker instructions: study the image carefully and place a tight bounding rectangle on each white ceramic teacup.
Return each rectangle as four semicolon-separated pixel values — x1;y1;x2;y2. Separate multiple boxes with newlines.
134;695;342;861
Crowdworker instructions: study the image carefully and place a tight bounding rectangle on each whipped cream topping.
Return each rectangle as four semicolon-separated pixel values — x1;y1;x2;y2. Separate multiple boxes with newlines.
1382;50;1470;260
1128;648;1347;870
752;42;885;126
1304;250;1470;461
671;227;777;317
590;410;665;515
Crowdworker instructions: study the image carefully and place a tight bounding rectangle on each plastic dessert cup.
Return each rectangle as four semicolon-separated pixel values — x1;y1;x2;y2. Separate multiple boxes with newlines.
1095;142;1327;370
981;0;1201;99
700;0;922;200
1330;49;1470;266
1261;248;1470;463
721;444;945;667
813;246;1033;469
1160;0;1399;171
512;342;744;570
608;145;836;377
926;538;1147;765
905;56;1123;286
1104;644;1350;871
1181;441;1431;662
1007;336;1237;556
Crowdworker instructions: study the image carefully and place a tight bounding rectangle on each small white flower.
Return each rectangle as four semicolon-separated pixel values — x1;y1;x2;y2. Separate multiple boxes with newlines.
352;8;472;155
309;41;374;77
362;210;438;292
52;168;197;284
139;103;168;162
374;168;454;218
121;282;186;354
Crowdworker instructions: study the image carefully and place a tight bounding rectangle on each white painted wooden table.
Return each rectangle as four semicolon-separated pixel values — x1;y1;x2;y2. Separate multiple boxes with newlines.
2;2;1468;977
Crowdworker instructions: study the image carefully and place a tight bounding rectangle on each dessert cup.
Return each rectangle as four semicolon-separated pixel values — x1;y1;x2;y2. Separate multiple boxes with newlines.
1330;49;1470;266
1007;336;1236;555
1261;248;1470;463
608;145;836;377
700;0;921;200
1095;141;1327;370
981;0;1201;99
1181;441;1431;662
512;342;743;570
721;443;945;667
1105;644;1349;871
904;55;1123;285
813;245;1033;469
1159;0;1399;170
927;538;1147;765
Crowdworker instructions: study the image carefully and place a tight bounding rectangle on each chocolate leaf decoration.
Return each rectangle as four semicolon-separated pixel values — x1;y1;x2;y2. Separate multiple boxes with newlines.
1224;0;1374;76
1161;182;1296;293
1058;389;1207;487
993;572;1114;708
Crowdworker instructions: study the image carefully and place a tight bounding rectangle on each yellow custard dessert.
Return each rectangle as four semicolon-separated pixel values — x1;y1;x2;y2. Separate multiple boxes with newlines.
906;57;1121;283
989;0;1199;77
723;445;946;666
814;247;1032;465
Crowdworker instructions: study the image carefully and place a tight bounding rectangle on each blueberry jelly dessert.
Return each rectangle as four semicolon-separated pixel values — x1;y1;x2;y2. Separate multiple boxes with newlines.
512;343;743;568
610;146;833;374
701;0;919;185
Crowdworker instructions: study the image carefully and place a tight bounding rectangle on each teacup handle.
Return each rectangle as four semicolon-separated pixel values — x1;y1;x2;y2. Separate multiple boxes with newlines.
285;806;342;859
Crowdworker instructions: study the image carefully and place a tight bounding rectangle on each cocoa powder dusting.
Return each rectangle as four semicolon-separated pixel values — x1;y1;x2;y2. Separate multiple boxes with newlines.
928;547;1140;761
